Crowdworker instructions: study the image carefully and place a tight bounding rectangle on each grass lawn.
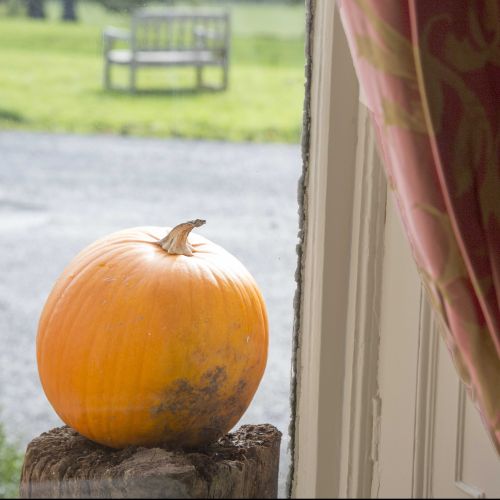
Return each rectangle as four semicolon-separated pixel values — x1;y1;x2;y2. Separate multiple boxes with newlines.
0;1;305;142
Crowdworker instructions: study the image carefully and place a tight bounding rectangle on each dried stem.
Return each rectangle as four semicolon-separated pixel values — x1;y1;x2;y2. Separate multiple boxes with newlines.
157;219;206;256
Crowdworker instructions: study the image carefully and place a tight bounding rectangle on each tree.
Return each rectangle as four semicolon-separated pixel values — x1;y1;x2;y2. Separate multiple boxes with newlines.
26;0;45;18
61;0;77;21
98;0;150;13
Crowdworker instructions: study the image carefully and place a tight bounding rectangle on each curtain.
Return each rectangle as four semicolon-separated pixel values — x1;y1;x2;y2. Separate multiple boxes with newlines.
336;0;500;451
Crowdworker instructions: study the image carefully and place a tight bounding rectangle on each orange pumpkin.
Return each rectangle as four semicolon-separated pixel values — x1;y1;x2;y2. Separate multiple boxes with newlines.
36;220;268;449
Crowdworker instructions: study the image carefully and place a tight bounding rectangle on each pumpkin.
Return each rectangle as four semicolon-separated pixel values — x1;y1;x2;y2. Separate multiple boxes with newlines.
36;220;268;449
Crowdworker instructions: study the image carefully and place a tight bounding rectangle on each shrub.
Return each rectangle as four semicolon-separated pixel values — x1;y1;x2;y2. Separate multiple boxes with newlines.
0;423;23;499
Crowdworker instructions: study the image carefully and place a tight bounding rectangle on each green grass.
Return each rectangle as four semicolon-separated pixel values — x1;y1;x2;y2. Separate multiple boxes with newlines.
0;422;23;499
0;1;305;142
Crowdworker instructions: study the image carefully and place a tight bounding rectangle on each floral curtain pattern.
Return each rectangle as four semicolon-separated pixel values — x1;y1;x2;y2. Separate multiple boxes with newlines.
336;0;500;450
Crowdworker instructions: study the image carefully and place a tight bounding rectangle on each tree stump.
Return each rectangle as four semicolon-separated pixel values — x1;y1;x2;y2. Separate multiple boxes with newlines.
20;424;281;499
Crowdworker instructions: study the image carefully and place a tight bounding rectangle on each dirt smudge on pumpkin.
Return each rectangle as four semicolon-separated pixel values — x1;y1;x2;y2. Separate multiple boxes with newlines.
151;368;249;448
152;366;227;417
156;366;227;414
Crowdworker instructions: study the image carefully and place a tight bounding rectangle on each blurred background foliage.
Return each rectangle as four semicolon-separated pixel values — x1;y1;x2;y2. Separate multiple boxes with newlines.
2;0;303;19
0;421;23;499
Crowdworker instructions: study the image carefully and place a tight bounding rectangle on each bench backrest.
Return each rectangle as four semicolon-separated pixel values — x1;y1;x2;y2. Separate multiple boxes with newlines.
131;9;230;52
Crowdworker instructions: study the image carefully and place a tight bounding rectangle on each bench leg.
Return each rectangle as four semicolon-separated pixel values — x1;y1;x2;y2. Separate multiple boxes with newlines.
221;62;229;91
129;64;137;93
104;60;111;90
196;65;203;89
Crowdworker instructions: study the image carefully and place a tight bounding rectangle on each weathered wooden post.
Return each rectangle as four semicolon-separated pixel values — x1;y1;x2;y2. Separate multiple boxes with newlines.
19;424;281;499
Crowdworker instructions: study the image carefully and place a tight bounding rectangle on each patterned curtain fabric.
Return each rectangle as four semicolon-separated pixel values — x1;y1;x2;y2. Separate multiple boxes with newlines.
336;0;500;451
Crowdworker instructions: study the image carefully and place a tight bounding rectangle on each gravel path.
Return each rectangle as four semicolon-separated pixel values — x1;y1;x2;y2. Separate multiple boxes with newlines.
0;131;301;494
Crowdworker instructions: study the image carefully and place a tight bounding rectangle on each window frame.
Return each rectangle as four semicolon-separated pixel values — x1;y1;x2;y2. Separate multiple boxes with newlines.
290;1;387;497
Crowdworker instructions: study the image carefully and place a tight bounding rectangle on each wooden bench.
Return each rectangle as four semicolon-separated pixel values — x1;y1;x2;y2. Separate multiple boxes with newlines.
103;9;230;92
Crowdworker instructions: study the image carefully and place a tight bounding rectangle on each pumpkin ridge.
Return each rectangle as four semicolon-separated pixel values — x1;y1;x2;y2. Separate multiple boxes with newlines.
120;255;166;446
88;253;151;444
43;248;147;440
204;259;254;334
198;258;266;402
37;242;140;378
39;265;109;431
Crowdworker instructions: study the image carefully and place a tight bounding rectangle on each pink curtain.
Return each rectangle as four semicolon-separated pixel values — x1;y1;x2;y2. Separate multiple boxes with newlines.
337;0;500;450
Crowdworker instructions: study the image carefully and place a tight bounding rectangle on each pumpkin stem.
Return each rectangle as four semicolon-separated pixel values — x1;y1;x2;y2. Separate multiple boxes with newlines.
157;219;206;256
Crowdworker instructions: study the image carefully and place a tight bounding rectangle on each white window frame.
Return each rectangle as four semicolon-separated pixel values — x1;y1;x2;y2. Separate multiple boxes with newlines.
290;1;387;497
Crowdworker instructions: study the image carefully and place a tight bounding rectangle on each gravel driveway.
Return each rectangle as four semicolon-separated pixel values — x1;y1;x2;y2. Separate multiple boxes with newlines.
0;131;301;494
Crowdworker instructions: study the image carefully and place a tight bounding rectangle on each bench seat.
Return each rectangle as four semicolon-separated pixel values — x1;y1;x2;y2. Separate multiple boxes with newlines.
108;49;221;66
